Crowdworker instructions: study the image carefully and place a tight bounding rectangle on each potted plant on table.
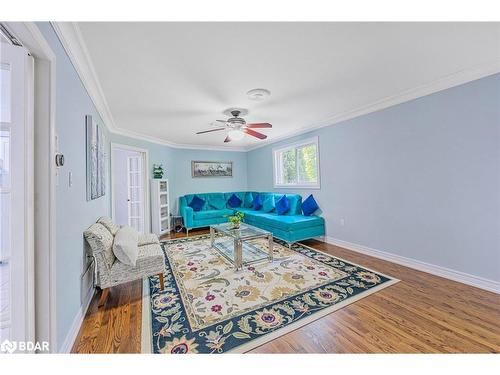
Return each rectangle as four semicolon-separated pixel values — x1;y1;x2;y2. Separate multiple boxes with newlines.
227;211;244;229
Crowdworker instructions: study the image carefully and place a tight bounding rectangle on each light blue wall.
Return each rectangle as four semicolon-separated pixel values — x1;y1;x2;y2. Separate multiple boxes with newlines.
169;149;248;212
248;73;500;282
108;133;248;213
36;23;111;350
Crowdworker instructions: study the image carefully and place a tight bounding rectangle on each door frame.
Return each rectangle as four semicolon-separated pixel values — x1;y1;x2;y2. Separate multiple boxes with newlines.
110;143;150;232
2;22;57;351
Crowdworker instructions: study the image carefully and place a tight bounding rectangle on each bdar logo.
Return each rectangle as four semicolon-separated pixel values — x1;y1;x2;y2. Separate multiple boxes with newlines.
0;339;17;354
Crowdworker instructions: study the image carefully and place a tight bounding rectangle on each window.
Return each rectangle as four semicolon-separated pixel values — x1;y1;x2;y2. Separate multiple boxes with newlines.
273;137;320;188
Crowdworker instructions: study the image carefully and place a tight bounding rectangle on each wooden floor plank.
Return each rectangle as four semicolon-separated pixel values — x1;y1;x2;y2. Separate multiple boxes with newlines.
72;229;500;353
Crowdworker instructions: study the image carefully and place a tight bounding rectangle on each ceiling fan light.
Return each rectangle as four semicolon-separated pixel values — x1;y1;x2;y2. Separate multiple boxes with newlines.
228;129;244;141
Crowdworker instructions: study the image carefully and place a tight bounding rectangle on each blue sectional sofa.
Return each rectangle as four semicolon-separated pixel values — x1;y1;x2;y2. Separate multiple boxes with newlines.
179;191;325;244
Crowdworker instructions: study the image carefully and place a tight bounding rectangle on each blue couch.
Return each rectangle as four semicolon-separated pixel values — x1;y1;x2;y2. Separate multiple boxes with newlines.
179;191;325;244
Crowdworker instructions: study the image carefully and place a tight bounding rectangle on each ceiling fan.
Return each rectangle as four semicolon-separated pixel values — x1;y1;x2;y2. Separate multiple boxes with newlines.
196;110;272;143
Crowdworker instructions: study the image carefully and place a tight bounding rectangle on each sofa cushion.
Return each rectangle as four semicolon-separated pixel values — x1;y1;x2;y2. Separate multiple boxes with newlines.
193;209;233;220
244;192;254;208
275;195;290;215
188;195;205;211
245;212;324;231
227;193;242;208
138;233;160;246
262;195;275;213
209;197;226;210
283;194;302;215
252;194;263;210
302;194;320;216
111;242;165;278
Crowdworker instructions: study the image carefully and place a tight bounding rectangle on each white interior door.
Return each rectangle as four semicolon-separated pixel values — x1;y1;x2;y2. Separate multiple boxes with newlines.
0;41;34;347
127;155;144;232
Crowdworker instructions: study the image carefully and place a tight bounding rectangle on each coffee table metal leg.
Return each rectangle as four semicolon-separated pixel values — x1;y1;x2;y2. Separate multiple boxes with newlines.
235;239;243;270
268;234;273;262
210;226;215;247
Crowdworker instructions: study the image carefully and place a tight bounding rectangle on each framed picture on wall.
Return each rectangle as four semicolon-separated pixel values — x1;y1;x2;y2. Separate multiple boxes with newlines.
86;115;106;200
191;160;233;178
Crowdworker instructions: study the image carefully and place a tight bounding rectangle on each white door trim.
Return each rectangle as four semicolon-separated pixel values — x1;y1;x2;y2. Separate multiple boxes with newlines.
3;22;58;352
110;142;150;233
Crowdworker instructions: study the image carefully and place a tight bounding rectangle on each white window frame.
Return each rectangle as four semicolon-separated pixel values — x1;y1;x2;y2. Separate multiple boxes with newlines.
273;136;321;189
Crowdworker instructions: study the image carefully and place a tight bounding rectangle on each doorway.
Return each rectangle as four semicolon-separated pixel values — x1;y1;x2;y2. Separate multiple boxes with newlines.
111;144;150;233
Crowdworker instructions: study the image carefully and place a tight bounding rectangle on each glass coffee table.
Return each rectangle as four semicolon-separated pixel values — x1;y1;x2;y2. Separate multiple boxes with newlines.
210;222;273;270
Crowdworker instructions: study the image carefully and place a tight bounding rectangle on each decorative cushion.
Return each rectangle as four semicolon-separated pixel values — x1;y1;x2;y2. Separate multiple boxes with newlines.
252;194;263;210
244;192;254;208
97;216;120;235
84;223;116;267
188;195;205;211
227;193;242;208
209;197;226;210
275;195;290;215
302;194;320;216
113;226;139;266
262;195;275;213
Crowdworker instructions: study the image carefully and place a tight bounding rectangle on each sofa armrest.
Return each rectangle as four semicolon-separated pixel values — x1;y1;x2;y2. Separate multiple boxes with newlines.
181;205;194;228
138;233;160;246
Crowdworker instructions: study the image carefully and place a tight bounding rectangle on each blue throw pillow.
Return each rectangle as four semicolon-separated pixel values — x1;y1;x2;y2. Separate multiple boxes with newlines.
262;196;275;213
244;192;254;208
227;193;242;208
275;195;290;215
252;194;263;210
209;197;226;210
188;195;205;212
302;194;319;216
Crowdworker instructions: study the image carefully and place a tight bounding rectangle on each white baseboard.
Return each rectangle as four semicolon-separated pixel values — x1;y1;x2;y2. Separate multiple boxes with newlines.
323;236;500;294
59;286;95;353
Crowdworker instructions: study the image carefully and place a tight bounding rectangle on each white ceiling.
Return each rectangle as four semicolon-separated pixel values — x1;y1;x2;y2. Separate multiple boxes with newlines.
75;22;500;150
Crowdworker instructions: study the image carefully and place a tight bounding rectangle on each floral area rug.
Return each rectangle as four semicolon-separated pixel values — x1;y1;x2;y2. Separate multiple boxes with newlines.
142;235;398;354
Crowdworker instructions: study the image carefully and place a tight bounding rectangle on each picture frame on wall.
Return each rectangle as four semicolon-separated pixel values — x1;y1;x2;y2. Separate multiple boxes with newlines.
86;115;106;200
191;160;233;178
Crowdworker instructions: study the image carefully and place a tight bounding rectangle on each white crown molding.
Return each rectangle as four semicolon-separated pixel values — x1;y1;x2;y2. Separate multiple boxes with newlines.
323;236;500;294
247;61;500;151
51;22;118;132
51;21;500;153
108;125;248;152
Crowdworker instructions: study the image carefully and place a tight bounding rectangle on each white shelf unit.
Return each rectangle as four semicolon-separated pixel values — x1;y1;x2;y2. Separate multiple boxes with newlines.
150;179;171;236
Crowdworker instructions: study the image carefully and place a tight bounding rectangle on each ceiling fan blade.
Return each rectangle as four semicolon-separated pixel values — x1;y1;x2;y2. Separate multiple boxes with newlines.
244;128;267;140
196;127;226;134
245;122;272;128
224;135;231;143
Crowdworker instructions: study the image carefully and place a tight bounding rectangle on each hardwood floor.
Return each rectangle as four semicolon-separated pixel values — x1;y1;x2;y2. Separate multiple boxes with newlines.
72;229;500;353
